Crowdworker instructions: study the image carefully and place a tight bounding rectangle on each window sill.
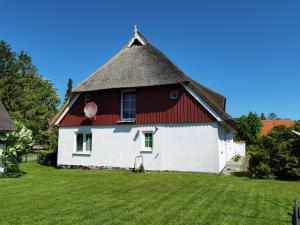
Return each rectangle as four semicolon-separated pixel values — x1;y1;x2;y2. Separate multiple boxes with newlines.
73;152;92;156
117;120;136;124
140;150;153;153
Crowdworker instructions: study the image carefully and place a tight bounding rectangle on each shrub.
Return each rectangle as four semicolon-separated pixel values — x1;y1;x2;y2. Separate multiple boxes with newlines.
269;126;300;180
248;122;300;180
0;120;32;178
248;145;271;179
1;151;22;178
233;154;241;162
37;150;57;166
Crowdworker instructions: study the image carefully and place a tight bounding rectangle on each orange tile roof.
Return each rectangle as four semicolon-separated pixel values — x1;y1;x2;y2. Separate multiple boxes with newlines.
261;120;295;135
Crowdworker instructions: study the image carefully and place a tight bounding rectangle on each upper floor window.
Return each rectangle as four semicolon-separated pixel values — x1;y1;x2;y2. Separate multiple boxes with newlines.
121;91;136;121
170;91;178;100
85;94;91;104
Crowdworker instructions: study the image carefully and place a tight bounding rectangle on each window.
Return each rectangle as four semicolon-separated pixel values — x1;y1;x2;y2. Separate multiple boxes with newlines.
145;133;153;148
76;133;92;153
76;134;83;152
121;91;136;121
85;94;91;104
85;134;92;152
142;132;153;151
170;91;178;100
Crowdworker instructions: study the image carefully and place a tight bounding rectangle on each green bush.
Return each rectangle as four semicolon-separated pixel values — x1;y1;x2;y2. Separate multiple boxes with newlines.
233;154;241;162
1;151;22;178
248;121;300;180
0;120;33;178
37;150;57;166
268;126;300;180
248;145;271;178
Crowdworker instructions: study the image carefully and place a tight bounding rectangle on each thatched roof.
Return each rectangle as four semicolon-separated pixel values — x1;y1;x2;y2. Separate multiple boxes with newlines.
73;31;190;92
51;30;234;126
0;101;16;131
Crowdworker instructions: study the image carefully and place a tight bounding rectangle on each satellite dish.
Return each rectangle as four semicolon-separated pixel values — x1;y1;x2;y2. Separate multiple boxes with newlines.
84;102;98;119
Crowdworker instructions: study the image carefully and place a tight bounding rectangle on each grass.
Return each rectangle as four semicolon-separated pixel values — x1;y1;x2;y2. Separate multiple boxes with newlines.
0;161;299;225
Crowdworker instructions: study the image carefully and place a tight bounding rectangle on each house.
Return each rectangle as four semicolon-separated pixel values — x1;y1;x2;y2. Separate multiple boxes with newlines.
0;101;16;172
51;29;243;173
261;119;295;136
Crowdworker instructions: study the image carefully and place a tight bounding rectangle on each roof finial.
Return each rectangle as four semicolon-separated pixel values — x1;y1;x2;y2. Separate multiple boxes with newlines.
134;25;138;35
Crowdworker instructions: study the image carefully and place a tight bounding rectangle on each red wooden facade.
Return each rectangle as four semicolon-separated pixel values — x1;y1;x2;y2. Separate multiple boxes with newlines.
59;84;216;126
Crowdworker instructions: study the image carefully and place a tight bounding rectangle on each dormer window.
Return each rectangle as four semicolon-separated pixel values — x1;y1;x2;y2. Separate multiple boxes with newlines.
127;26;146;47
121;91;136;121
170;91;178;100
85;94;91;104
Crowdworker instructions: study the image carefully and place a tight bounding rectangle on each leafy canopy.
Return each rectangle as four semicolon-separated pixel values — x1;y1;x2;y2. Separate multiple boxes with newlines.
234;112;262;145
248;121;300;180
0;40;60;143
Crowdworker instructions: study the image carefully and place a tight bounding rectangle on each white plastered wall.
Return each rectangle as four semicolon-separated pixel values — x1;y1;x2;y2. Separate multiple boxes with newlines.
217;124;247;172
0;143;4;173
57;122;221;173
217;124;235;172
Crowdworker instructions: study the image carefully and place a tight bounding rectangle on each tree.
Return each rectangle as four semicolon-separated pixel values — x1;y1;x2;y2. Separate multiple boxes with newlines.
0;120;33;177
0;40;60;144
248;144;271;178
260;113;267;120
268;125;300;179
64;78;73;103
248;121;300;180
0;41;16;77
234;112;262;145
268;112;278;120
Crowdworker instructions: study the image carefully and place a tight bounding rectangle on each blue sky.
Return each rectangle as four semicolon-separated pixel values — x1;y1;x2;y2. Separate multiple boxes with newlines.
0;0;299;119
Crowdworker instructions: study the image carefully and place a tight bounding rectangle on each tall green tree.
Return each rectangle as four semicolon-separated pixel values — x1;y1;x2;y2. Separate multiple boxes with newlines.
260;113;267;120
234;112;262;145
268;112;278;120
0;40;60;143
64;78;73;103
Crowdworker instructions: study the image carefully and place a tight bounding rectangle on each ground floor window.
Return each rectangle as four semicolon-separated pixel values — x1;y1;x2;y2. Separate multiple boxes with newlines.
142;131;153;151
76;133;92;153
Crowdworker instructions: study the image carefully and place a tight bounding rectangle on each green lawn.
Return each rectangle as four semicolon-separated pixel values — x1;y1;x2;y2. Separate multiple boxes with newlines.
0;162;299;225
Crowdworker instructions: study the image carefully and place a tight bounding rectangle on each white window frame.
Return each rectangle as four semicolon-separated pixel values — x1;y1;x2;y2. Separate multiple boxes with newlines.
120;89;136;122
141;131;153;152
74;132;92;155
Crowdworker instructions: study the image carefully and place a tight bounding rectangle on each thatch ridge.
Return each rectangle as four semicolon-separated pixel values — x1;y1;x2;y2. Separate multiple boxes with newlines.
73;41;190;92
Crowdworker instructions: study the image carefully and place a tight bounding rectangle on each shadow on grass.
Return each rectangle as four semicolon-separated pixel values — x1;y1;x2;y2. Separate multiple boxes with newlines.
231;171;251;178
220;211;288;223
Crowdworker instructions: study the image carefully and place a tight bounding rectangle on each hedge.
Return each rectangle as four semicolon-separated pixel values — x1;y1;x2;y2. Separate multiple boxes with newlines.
37;150;57;166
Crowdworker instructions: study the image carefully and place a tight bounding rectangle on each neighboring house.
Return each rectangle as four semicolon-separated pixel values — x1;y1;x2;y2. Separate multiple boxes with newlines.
261;119;295;136
51;29;242;173
0;101;16;172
